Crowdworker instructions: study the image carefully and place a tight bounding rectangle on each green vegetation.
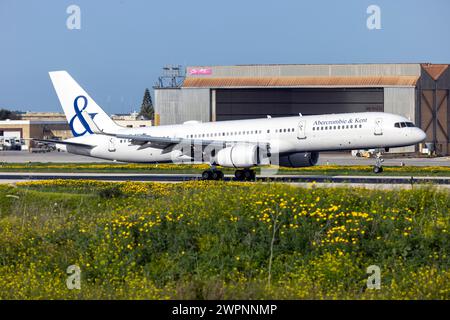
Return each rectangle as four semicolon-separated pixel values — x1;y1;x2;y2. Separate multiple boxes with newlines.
138;88;154;120
0;180;449;299
0;162;449;176
0;108;20;120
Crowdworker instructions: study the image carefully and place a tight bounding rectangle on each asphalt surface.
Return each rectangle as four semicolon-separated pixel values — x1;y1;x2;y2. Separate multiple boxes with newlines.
1;151;449;189
1;150;449;166
0;172;449;188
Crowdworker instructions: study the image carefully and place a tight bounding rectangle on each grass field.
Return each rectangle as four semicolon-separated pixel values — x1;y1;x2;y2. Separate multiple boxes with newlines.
0;162;450;176
0;180;449;299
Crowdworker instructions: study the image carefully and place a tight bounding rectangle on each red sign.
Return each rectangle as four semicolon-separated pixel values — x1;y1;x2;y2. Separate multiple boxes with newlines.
188;67;212;75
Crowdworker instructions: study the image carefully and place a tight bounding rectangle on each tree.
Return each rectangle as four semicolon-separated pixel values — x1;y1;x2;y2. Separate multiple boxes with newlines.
138;88;154;120
0;109;20;120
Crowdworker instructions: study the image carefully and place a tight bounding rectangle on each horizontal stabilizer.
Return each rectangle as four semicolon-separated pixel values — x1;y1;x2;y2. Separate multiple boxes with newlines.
32;138;95;148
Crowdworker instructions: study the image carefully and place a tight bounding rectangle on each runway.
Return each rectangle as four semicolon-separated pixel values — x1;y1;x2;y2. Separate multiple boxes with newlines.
0;172;449;189
1;150;450;166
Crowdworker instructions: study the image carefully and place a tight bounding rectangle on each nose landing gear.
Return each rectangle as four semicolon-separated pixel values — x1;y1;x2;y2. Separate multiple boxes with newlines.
373;152;384;174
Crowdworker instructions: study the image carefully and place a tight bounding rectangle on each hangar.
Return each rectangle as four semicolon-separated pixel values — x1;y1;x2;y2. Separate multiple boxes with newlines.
154;63;450;155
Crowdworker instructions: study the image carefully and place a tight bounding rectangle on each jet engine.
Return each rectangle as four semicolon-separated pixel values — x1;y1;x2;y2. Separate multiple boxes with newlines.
216;144;259;168
278;152;319;167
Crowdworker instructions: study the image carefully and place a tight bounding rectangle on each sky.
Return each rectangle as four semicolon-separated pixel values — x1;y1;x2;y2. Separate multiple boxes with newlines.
1;0;450;114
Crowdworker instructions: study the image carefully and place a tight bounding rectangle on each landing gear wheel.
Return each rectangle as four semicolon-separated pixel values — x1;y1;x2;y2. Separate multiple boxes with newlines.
202;169;224;181
234;169;256;181
234;170;244;181
373;152;384;174
212;170;224;180
243;169;255;181
202;170;212;180
373;166;383;174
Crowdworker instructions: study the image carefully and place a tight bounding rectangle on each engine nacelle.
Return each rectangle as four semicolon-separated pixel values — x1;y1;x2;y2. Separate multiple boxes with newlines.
278;152;319;167
216;144;259;168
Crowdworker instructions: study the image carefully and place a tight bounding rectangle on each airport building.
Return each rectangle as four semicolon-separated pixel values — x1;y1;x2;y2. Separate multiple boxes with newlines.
0;119;71;149
111;111;153;128
154;63;450;155
0;112;152;150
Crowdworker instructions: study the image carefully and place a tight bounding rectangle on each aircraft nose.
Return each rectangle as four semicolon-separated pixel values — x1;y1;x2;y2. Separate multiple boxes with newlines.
416;128;426;143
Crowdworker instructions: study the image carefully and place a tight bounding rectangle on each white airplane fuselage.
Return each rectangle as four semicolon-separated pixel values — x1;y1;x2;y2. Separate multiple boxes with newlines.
62;112;426;164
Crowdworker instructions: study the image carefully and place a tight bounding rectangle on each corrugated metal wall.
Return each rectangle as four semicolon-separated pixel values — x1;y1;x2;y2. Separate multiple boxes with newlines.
384;87;417;153
155;88;210;125
154;89;181;125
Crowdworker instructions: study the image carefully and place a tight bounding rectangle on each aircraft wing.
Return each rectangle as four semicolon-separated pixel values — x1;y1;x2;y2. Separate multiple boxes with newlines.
32;138;96;148
99;132;227;149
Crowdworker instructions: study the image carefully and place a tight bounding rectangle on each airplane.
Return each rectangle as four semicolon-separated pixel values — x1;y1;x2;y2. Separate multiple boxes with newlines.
34;71;427;180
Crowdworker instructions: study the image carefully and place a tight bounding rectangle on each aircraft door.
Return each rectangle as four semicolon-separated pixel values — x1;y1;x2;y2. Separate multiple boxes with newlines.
374;118;383;135
108;138;116;152
297;120;306;139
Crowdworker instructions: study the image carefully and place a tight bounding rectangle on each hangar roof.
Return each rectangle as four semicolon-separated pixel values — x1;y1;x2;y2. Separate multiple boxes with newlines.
182;76;419;88
421;64;449;80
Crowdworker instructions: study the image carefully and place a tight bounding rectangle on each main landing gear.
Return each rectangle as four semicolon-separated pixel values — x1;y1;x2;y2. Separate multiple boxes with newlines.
234;169;256;181
200;167;256;181
373;152;384;174
201;168;224;180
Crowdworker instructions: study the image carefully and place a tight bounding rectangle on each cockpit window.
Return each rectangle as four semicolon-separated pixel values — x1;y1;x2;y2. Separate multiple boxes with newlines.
394;122;416;128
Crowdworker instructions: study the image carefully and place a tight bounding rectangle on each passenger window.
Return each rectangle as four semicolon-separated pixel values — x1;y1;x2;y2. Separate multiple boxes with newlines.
406;122;414;127
400;122;406;128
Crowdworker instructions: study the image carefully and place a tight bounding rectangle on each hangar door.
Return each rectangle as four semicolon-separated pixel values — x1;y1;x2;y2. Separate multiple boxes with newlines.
215;88;384;121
